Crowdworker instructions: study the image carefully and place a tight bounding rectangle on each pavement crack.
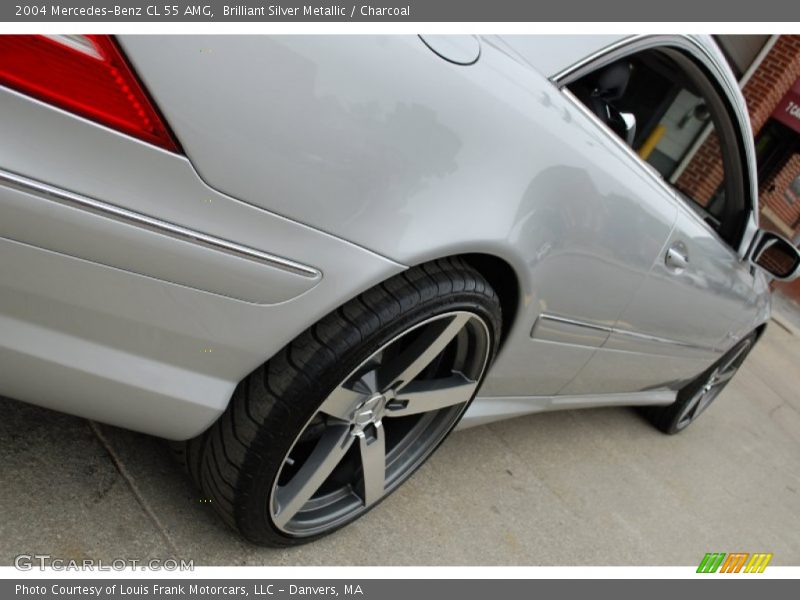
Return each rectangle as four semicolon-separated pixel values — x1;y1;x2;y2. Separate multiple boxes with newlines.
768;401;786;417
88;421;181;556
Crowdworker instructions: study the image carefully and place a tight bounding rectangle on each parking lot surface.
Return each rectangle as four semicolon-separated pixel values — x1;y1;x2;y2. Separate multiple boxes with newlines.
1;321;798;566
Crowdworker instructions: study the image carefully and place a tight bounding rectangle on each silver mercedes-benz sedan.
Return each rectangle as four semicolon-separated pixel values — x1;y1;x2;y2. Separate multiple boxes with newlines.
1;34;798;545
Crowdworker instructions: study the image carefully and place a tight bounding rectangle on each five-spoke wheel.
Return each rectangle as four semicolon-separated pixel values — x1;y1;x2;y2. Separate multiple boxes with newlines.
179;258;502;545
643;333;756;434
270;311;491;536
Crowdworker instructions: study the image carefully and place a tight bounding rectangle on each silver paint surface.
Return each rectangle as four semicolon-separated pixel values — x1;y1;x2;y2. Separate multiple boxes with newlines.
0;35;771;438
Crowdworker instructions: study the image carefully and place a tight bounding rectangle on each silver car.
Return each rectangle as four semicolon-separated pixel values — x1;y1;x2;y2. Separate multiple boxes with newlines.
1;34;798;545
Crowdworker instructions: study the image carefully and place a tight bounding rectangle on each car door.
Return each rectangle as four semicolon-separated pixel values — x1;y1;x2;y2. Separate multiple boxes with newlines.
557;40;762;395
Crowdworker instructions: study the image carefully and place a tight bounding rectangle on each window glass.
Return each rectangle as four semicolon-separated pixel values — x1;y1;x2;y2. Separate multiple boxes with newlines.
567;49;745;244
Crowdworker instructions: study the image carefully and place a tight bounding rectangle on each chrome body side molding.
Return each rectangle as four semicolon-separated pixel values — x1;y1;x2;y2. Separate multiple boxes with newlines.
0;168;320;280
530;313;610;348
532;313;719;355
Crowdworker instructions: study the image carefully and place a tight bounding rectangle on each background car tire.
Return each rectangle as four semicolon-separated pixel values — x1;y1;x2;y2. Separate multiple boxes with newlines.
175;257;502;546
642;332;757;435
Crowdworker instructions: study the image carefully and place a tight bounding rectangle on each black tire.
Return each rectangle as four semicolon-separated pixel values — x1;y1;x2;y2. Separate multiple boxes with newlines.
168;434;206;490
642;332;757;435
176;257;502;546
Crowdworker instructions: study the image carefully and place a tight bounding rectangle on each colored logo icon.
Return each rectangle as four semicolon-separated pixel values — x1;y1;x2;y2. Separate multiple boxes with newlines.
697;553;773;573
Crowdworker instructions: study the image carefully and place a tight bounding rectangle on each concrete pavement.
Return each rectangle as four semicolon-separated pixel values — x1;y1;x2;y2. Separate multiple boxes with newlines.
1;323;798;566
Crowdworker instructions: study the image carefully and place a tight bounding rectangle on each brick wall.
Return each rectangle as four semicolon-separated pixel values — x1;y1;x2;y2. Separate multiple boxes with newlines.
739;37;800;305
744;36;800;137
760;152;800;229
676;36;800;226
674;132;722;206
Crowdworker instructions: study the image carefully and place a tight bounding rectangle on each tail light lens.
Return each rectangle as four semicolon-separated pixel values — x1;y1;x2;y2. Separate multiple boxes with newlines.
0;35;179;152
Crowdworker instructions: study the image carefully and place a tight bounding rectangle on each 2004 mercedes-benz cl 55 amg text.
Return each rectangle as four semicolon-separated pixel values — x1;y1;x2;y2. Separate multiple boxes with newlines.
1;34;799;545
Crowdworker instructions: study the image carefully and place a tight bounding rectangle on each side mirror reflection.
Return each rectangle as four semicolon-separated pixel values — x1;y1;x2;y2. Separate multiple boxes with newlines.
751;230;800;281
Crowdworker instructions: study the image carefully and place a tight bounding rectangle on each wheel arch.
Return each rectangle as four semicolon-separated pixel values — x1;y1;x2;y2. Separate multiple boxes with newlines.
407;252;522;351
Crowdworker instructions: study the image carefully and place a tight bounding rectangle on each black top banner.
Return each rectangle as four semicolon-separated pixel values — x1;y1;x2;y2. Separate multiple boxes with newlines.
1;0;794;22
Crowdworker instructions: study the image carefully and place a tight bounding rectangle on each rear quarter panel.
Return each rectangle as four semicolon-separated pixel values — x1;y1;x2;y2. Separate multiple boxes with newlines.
120;35;687;396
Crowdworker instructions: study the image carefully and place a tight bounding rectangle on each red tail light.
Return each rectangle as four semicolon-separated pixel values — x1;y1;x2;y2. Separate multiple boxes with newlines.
0;35;179;152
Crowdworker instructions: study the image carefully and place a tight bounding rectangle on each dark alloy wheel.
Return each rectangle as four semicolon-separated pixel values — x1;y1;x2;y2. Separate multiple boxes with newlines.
270;310;491;537
175;258;502;545
643;332;757;434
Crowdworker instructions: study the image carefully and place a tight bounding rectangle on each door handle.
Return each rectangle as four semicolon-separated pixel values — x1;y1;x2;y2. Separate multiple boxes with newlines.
665;241;689;272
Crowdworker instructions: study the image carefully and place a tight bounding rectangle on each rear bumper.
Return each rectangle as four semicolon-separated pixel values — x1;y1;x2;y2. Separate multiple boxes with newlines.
0;87;404;439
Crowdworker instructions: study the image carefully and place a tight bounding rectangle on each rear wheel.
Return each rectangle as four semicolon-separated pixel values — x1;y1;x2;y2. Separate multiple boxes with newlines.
643;333;756;434
180;258;502;545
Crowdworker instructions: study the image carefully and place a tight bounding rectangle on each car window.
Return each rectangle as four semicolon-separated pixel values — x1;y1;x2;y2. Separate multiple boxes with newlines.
567;47;749;249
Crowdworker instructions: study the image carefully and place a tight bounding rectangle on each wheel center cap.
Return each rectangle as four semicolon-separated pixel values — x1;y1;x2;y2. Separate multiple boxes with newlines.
352;393;387;429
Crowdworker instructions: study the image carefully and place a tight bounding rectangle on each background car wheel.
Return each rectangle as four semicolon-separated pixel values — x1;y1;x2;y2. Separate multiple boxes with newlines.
642;332;757;435
176;257;502;546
